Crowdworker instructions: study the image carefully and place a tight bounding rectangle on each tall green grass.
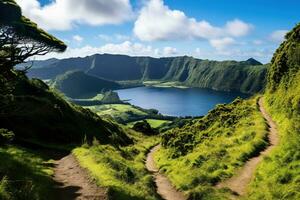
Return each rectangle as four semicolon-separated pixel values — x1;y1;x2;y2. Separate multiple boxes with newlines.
73;129;161;200
153;97;268;199
246;72;300;200
0;145;55;200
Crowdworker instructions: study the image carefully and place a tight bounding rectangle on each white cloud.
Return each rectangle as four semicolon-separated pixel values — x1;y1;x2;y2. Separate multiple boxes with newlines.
270;30;288;42
209;37;236;50
225;19;253;37
16;0;134;31
35;41;178;60
134;0;252;42
73;35;83;42
163;47;178;56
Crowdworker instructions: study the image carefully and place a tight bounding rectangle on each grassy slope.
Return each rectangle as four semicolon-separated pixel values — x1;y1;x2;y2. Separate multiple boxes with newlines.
246;24;300;200
0;73;131;146
0;72;134;199
153;98;268;199
0;145;56;200
73;129;160;200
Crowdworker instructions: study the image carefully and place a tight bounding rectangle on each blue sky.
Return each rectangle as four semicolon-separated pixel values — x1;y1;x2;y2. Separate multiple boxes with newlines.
16;0;300;63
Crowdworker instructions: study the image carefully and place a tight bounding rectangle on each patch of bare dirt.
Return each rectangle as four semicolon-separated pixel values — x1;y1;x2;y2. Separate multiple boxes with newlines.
53;154;107;200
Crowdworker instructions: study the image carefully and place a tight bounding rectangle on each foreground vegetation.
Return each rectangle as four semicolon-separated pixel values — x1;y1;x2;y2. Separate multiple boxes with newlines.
154;97;268;199
0;145;55;200
246;23;300;200
73;129;160;200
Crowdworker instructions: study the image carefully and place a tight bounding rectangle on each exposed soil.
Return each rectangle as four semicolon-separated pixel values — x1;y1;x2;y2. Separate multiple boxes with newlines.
53;154;107;200
146;145;187;200
216;97;279;196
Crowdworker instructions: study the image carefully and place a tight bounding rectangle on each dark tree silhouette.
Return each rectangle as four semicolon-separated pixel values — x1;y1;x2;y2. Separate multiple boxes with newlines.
0;0;67;74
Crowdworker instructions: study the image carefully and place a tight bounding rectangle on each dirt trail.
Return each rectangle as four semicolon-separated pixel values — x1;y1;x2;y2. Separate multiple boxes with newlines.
146;145;187;200
53;154;107;200
216;97;279;196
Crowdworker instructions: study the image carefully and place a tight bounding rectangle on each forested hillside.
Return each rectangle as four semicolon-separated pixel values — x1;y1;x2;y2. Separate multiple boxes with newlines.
28;55;267;94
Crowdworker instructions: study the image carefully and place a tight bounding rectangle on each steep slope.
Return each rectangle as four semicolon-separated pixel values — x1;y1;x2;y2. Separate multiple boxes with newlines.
27;55;267;94
247;23;300;200
52;71;121;98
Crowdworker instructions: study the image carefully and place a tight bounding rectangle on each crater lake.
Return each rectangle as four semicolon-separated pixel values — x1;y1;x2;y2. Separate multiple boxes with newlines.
116;87;250;117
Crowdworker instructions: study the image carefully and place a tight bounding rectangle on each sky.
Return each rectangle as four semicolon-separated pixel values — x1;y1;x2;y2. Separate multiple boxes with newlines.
15;0;300;63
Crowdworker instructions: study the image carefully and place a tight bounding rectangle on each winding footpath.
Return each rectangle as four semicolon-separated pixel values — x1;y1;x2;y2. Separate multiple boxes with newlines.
53;154;107;200
146;145;187;200
216;98;279;196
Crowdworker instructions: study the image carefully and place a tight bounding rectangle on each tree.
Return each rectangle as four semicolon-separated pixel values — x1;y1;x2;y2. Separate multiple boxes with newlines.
0;0;67;75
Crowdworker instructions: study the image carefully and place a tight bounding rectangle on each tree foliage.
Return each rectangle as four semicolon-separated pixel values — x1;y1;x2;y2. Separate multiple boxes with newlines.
0;0;66;73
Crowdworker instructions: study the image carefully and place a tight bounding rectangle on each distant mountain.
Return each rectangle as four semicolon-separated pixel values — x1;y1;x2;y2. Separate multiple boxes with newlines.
52;70;121;98
27;54;267;94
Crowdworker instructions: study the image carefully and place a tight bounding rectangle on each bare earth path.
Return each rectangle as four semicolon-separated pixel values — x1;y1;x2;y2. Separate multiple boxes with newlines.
53;154;107;200
146;145;187;200
216;98;279;196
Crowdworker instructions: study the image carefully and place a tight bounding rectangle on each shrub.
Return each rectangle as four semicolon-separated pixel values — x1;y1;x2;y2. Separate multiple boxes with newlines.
0;129;15;145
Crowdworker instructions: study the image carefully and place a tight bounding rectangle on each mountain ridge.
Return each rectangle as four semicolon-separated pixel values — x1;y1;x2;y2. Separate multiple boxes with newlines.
27;54;267;94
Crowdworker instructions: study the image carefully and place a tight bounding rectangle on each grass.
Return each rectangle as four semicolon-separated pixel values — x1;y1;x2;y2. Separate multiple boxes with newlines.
73;129;161;200
127;119;171;129
245;72;300;200
153;97;268;199
84;104;148;122
245;24;300;200
0;145;56;200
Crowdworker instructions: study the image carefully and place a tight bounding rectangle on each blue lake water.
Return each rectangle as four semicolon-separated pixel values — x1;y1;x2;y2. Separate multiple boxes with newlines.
116;87;250;117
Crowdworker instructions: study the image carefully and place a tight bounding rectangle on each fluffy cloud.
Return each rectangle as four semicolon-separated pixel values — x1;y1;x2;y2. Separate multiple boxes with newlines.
35;41;180;60
270;30;288;42
209;37;236;50
134;0;252;42
16;0;134;31
72;35;83;42
225;19;253;37
163;47;178;55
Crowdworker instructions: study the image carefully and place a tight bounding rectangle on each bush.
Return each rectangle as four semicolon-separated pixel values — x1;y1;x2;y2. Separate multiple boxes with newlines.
0;129;15;145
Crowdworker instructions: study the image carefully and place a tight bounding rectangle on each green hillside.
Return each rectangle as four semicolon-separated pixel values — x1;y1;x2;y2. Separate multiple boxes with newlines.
151;23;300;200
153;97;268;199
247;23;300;200
0;72;131;146
28;55;267;94
52;70;121;98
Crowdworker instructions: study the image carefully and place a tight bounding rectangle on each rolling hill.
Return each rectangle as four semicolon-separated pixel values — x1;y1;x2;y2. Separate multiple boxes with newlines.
52;70;121;98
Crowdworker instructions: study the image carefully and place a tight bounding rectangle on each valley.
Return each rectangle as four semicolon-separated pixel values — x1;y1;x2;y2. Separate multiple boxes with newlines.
1;1;299;200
